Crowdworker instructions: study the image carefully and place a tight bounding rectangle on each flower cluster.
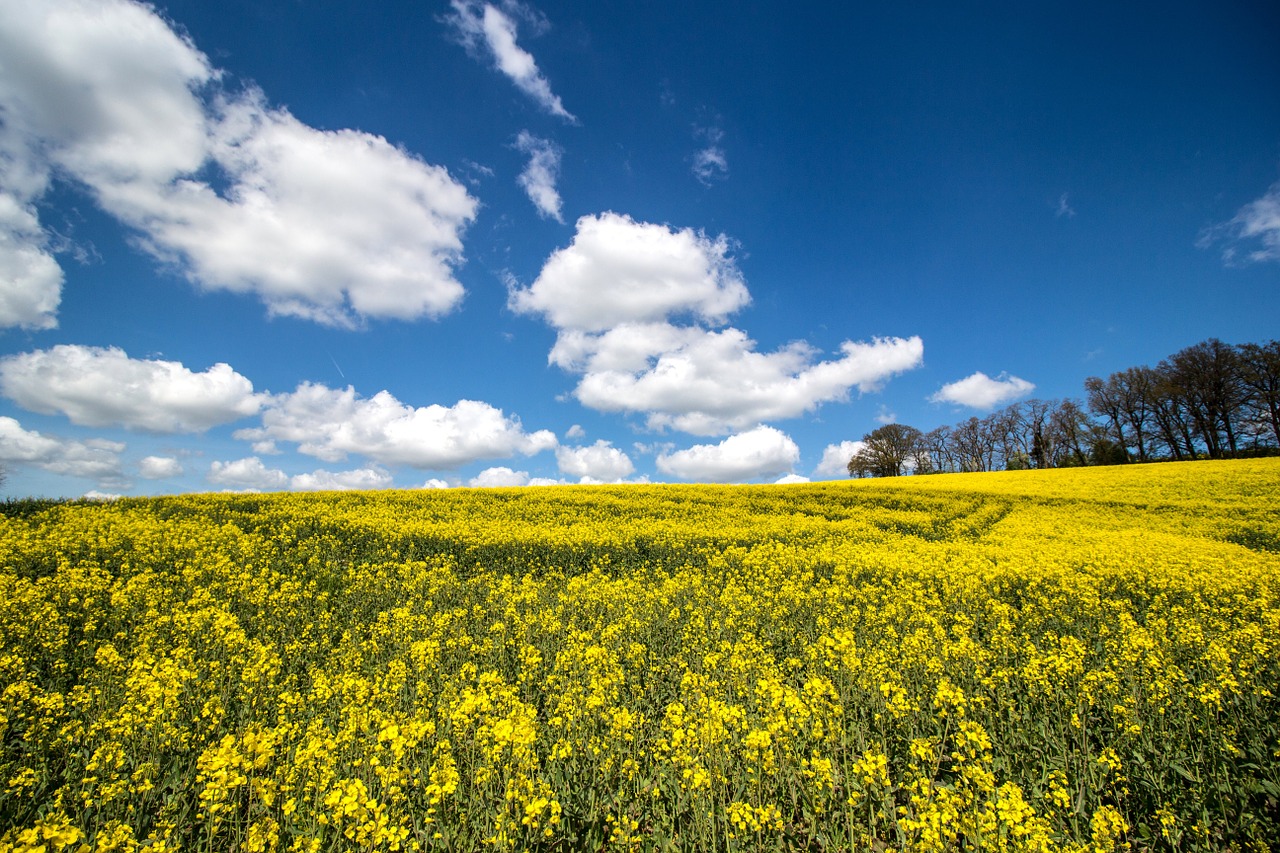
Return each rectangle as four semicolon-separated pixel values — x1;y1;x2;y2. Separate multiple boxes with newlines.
1;459;1278;851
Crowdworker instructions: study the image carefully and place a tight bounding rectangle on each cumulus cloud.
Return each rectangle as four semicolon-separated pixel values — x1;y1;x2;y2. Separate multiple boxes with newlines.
514;131;564;222
656;425;799;483
420;478;453;489
509;212;749;332
0;345;264;432
0;0;477;327
0;189;62;330
515;212;924;434
209;456;397;492
236;383;557;469
446;0;575;122
207;457;289;491
775;473;809;484
815;440;865;478
0;416;125;484
469;466;530;487
930;371;1035;409
0;0;213;183
555;440;634;482
1202;180;1280;264
138;455;183;479
563;325;925;434
290;466;394;492
134;95;476;326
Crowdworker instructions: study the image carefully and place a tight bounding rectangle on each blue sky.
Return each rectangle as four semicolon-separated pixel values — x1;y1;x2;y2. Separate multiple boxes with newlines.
0;0;1277;495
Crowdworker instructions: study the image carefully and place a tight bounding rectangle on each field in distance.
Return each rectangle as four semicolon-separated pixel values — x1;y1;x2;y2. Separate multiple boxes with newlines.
2;459;1278;852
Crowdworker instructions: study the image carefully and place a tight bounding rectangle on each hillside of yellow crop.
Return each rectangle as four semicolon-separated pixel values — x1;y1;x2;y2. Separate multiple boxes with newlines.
2;459;1278;852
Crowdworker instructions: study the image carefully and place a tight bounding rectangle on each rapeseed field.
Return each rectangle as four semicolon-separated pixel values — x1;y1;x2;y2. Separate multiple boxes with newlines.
2;459;1278;852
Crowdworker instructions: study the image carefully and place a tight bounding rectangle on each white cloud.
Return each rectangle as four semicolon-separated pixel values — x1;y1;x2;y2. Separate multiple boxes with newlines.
207;457;289;492
930;371;1035;409
514;131;563;222
237;383;557;469
210;460;407;495
0;416;125;484
420;478;453;489
555;440;634;482
692;127;728;186
815;440;865;478
509;212;749;332
775;473;809;484
692;147;728;185
133;94;477;326
0;189;62;330
515;212;924;434
1204;180;1280;264
138;455;183;479
0;0;477;327
290;466;393;492
562;324;925;434
0;345;264;432
656;425;799;483
446;1;575;122
0;0;213;183
564;423;586;439
469;466;530;487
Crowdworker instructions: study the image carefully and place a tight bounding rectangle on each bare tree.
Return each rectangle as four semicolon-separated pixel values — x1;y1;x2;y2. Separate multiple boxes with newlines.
921;425;955;474
1166;339;1248;457
1238;340;1280;448
1114;367;1156;461
1146;362;1199;460
1085;376;1130;462
1048;399;1092;467
949;417;997;472
1005;399;1057;469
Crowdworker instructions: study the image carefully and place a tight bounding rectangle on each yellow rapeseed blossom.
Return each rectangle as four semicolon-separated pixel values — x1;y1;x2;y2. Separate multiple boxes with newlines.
1;459;1277;851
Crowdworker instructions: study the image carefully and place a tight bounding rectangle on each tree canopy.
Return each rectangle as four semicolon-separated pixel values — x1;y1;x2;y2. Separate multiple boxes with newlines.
846;337;1279;477
847;423;923;478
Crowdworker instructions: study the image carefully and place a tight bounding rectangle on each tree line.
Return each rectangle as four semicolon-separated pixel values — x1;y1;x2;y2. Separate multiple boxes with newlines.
847;338;1280;478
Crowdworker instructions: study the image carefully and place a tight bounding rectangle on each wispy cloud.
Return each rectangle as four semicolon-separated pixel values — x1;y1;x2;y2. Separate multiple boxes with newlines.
1201;180;1280;264
1055;192;1076;218
514;131;564;222
691;126;728;186
446;0;576;122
